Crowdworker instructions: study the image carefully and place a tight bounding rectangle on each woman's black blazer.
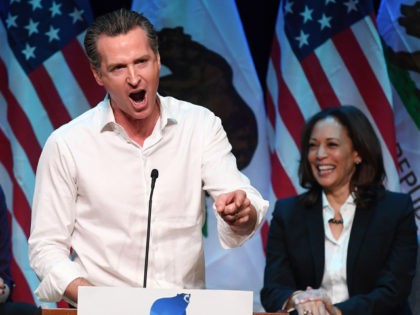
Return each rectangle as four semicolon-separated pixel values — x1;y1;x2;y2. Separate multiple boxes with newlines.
261;190;418;315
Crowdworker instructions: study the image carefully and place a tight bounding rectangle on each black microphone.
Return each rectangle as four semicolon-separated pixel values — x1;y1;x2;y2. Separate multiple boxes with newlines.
143;169;159;288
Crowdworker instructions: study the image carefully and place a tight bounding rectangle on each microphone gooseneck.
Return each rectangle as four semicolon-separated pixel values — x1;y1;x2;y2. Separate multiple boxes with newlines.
143;169;159;288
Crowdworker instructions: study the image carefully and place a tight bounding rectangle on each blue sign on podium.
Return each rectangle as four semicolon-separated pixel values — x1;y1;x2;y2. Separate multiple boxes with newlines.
78;287;253;315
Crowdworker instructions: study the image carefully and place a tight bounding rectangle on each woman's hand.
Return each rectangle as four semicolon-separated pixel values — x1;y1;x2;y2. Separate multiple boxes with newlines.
296;299;328;315
293;287;341;315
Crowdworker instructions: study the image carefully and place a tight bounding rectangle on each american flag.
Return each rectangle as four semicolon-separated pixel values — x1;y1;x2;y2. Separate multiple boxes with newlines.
0;0;104;306
266;0;400;205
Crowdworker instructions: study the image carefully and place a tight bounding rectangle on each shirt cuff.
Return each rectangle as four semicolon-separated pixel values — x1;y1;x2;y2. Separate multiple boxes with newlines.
213;196;268;248
35;259;87;302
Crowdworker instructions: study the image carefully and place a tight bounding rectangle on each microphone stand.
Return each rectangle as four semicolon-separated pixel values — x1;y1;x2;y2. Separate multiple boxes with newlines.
143;169;158;288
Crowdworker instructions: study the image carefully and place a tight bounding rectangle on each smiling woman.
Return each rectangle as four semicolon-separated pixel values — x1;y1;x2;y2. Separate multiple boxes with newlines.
298;106;385;210
261;105;418;315
307;116;361;203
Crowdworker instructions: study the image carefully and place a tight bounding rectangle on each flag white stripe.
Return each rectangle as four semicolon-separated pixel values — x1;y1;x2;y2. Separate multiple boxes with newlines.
44;52;91;119
267;59;302;192
278;34;322;119
273;118;301;191
76;32;86;46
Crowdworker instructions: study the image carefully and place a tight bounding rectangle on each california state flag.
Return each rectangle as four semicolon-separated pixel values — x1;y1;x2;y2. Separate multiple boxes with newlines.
377;0;420;311
131;0;270;311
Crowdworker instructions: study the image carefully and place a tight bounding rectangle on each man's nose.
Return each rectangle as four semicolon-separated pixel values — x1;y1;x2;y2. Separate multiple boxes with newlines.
127;67;140;86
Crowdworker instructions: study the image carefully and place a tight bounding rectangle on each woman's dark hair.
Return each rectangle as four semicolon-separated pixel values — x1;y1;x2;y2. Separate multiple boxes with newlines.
84;8;159;70
298;105;386;208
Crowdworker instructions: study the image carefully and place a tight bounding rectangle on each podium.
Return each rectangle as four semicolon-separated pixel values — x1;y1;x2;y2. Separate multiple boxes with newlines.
39;309;287;315
37;287;289;314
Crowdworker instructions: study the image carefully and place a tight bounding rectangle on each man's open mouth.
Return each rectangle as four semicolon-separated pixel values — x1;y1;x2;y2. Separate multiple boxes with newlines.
130;90;146;102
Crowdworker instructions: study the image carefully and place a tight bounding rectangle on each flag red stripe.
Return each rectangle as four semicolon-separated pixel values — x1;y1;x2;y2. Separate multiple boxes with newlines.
300;53;340;109
12;183;32;238
0;60;41;172
271;35;305;147
260;220;270;255
3;143;34;303
10;257;35;303
332;27;397;163
0;129;13;175
277;82;304;148
62;40;105;107
29;66;72;129
0;130;32;238
270;151;297;199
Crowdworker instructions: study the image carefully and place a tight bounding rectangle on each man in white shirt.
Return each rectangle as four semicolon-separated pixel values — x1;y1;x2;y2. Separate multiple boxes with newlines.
28;8;268;305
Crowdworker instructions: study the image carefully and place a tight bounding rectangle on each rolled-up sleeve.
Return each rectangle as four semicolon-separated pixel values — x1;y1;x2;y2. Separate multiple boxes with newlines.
201;110;268;248
28;134;84;302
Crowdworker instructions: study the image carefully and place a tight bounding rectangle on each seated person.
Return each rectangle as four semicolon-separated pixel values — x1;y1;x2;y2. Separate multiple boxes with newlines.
261;106;418;315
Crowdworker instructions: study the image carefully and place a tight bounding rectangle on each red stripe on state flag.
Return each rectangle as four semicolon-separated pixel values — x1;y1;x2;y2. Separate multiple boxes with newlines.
62;39;105;107
29;66;72;129
300;53;340;109
0;60;41;172
332;27;397;163
270;151;297;199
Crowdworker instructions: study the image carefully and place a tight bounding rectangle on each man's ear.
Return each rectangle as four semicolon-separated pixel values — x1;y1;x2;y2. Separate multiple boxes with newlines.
90;64;104;86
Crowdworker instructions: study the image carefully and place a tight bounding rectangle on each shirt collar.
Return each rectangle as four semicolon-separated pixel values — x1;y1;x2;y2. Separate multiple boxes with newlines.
157;94;178;128
322;191;356;221
98;94;178;133
322;191;355;209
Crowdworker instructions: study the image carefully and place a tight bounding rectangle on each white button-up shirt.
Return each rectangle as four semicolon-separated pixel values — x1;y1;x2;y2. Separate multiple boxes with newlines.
28;95;268;302
320;192;356;304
